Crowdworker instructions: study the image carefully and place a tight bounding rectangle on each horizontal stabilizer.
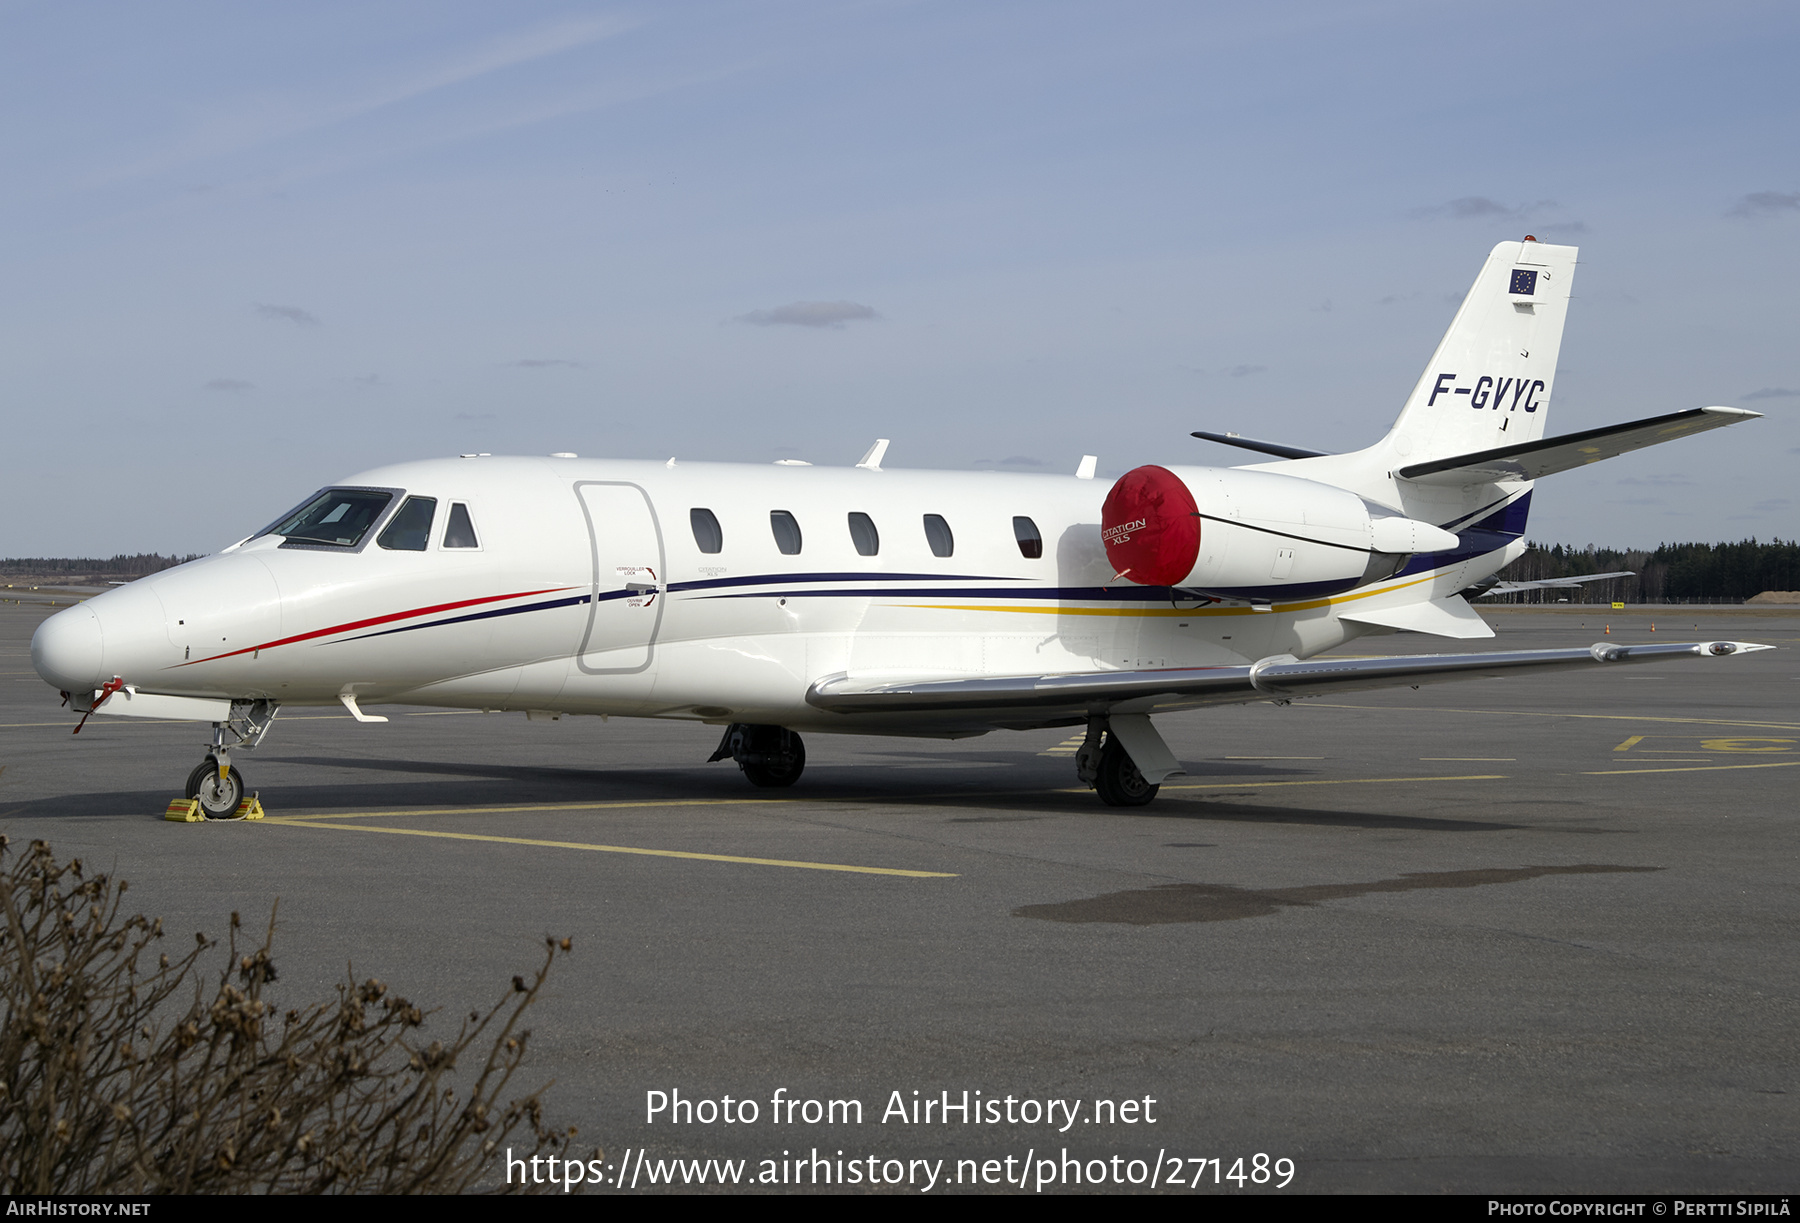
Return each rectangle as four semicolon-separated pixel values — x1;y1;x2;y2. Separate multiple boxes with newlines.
1398;406;1759;485
806;641;1770;719
1477;571;1633;597
1190;431;1330;460
1340;595;1494;638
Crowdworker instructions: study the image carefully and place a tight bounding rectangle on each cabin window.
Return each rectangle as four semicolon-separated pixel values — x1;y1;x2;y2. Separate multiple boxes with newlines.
923;514;954;558
443;503;480;549
847;512;879;557
378;497;438;551
770;510;803;555
265;488;394;549
690;508;723;554
1013;516;1043;559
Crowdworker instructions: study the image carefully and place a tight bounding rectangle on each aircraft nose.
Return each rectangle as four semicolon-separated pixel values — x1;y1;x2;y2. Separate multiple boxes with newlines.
32;604;105;693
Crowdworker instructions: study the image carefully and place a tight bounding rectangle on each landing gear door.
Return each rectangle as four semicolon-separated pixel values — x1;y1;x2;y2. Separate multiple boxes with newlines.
575;481;665;674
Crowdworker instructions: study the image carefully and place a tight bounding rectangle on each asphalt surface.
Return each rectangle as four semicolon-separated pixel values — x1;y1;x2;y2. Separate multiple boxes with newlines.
2;602;1796;1194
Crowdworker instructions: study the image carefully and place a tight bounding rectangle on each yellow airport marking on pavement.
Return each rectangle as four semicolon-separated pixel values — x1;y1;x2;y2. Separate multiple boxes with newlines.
1149;774;1507;792
1224;755;1324;760
269;796;832;821
1305;703;1800;732
1039;734;1085;756
1420;757;1514;761
1583;760;1800;776
1610;735;1790;755
264;819;955;877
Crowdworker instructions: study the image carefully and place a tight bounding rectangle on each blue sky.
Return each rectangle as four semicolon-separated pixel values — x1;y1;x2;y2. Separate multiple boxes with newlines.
4;0;1796;555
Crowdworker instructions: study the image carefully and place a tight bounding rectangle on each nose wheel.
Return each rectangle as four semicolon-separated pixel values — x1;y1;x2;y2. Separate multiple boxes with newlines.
185;759;245;819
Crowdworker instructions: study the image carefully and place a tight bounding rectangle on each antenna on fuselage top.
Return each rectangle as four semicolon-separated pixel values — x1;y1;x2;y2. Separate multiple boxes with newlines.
856;439;890;471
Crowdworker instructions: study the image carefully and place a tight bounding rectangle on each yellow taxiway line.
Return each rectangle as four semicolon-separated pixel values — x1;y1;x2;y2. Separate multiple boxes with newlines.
1581;760;1800;776
253;773;1519;873
1152;773;1505;793
264;817;956;877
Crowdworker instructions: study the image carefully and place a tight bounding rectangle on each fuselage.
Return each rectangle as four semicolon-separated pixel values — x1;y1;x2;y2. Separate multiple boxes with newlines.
31;454;1523;738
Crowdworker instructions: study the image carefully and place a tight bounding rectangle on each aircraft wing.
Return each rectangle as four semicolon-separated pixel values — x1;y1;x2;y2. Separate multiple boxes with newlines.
1473;571;1635;597
1397;406;1759;485
806;641;1770;720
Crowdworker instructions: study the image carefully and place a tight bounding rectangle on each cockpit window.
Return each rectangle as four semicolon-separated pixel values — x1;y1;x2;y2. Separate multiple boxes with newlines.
443;503;480;549
265;489;394;548
378;497;438;551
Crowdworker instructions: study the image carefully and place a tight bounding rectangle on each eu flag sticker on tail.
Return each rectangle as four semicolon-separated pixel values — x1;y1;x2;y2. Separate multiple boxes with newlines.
1509;269;1539;296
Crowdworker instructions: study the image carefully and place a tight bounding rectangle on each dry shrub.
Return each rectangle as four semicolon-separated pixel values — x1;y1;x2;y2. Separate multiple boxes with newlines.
0;836;585;1193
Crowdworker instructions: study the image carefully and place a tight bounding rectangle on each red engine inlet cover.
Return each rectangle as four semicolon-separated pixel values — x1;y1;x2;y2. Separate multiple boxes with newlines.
1100;465;1201;586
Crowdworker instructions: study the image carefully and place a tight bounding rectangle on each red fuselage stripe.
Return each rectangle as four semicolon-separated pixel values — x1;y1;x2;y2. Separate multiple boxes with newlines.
176;586;579;667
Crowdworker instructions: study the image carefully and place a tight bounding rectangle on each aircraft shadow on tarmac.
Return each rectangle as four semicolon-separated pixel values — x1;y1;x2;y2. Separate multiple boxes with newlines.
1014;864;1665;926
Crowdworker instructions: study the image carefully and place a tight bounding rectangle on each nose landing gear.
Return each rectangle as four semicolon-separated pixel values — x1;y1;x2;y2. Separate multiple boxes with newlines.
708;723;806;787
182;700;279;819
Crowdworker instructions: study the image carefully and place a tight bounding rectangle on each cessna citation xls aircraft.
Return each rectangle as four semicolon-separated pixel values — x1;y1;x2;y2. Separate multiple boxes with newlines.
32;238;1770;815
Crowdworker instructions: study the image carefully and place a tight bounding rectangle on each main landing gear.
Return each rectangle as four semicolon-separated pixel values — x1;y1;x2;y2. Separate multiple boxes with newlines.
1074;718;1160;807
183;700;279;818
709;723;806;788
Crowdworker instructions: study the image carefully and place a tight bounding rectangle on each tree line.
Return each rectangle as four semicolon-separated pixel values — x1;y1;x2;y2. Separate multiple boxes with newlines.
0;554;199;581
1497;539;1800;602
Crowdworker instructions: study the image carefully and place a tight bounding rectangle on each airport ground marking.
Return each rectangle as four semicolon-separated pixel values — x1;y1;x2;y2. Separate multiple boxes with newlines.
265;796;815;821
251;776;1509;828
262;818;957;877
1581;760;1800;776
1138;773;1508;794
1303;703;1800;732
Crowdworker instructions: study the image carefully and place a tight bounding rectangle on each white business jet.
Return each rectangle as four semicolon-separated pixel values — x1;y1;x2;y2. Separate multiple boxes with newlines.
32;239;1769;815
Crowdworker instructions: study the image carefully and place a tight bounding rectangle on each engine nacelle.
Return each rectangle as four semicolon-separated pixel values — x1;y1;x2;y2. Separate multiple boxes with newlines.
1100;465;1458;600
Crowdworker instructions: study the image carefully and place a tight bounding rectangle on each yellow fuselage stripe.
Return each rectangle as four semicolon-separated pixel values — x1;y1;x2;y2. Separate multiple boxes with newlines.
897;574;1439;618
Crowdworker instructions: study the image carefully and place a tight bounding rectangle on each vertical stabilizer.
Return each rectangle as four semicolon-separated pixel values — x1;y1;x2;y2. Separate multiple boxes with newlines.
1383;239;1577;464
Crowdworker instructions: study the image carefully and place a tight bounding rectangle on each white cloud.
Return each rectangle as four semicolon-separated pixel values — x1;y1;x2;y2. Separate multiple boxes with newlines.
737;301;877;329
97;15;635;185
1728;191;1800;218
255;303;319;326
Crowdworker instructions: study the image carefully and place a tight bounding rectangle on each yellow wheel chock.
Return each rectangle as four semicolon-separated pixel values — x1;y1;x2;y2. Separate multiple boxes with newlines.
163;798;203;822
163;793;265;822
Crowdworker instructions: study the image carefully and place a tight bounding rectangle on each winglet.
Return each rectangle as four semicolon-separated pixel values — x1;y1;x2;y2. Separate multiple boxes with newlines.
1076;455;1098;480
